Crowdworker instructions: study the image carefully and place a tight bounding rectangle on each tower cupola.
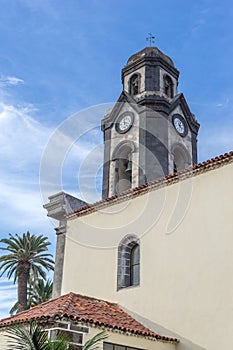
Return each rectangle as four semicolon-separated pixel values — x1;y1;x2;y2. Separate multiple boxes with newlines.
122;47;179;100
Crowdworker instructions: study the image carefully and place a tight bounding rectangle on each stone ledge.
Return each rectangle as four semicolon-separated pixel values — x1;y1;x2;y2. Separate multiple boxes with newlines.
44;191;88;222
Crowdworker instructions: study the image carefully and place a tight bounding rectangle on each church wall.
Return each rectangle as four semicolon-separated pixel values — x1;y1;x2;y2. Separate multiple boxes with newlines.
62;162;233;350
85;327;176;350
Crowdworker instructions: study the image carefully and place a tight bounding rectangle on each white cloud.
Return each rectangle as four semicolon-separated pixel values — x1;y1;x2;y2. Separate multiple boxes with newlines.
0;279;17;319
39;105;109;203
0;103;49;165
0;101;57;235
0;181;54;234
0;76;24;87
0;102;62;237
0;100;106;237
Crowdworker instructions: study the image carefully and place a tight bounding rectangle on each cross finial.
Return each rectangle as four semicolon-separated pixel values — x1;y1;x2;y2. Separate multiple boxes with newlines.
146;33;155;46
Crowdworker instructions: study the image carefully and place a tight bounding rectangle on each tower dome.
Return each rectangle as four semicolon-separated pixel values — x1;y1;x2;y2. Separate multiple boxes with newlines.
121;46;179;99
126;47;174;67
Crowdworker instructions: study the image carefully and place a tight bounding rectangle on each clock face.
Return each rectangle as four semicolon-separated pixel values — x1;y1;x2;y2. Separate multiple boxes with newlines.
172;115;187;136
117;115;133;133
174;117;184;134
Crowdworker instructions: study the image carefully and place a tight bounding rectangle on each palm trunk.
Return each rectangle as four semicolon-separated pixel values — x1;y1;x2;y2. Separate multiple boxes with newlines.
17;261;30;312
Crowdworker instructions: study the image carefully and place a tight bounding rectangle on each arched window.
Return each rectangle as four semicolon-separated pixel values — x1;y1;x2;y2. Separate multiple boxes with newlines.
117;235;140;290
129;74;140;95
164;75;173;98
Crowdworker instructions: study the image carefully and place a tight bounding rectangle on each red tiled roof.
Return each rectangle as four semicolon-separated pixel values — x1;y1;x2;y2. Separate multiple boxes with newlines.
67;151;233;219
0;292;178;343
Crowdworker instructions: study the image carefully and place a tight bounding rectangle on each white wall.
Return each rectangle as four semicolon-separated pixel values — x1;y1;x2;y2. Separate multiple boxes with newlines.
62;161;233;350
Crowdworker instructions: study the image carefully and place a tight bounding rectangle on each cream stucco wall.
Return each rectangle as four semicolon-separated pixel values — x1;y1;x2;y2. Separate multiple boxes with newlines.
62;162;233;350
86;326;176;350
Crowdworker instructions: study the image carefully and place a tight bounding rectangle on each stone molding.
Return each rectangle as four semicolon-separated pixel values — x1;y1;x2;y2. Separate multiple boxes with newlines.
68;151;233;220
43;192;88;297
43;191;87;223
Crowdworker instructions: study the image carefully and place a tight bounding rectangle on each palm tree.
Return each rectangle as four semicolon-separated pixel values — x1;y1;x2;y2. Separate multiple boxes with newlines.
0;232;54;312
5;321;108;350
10;279;53;315
29;279;53;307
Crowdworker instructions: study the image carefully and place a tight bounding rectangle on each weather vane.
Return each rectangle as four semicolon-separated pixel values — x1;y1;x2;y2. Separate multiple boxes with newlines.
146;33;155;46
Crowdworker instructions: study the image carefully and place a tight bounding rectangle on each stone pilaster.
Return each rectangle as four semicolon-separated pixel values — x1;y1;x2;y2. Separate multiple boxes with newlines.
43;192;87;298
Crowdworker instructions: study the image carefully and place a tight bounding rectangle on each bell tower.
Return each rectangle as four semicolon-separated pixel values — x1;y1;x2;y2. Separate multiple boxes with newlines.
101;47;200;199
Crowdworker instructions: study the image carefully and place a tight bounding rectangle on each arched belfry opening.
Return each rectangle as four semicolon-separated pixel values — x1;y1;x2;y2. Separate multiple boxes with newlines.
172;143;191;173
112;141;136;194
164;75;173;98
129;74;140;95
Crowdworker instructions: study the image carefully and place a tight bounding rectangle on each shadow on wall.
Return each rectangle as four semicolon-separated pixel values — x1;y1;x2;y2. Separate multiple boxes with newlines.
121;306;207;350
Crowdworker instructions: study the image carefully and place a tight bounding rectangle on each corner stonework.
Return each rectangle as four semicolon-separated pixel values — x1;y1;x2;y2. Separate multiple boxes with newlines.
43;192;87;298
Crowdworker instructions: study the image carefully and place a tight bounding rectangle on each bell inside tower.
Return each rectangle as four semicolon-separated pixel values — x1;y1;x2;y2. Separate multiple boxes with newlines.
164;75;173;98
114;144;133;194
129;74;140;95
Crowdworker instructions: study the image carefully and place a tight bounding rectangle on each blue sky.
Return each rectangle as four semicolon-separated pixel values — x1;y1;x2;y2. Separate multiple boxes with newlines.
0;0;233;318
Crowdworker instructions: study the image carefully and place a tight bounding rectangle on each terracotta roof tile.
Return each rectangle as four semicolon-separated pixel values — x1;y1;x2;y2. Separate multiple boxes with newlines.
67;150;233;219
0;292;178;343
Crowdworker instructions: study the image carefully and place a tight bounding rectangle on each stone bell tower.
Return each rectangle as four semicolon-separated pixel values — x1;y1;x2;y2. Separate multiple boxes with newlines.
101;47;200;199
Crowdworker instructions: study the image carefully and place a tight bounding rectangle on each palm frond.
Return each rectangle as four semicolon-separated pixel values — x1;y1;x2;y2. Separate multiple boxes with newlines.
83;331;109;350
29;279;53;306
9;301;19;315
5;322;48;350
47;334;70;350
5;321;70;350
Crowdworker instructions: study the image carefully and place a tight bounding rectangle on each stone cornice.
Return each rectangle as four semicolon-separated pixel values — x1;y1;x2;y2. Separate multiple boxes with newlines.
67;151;233;220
